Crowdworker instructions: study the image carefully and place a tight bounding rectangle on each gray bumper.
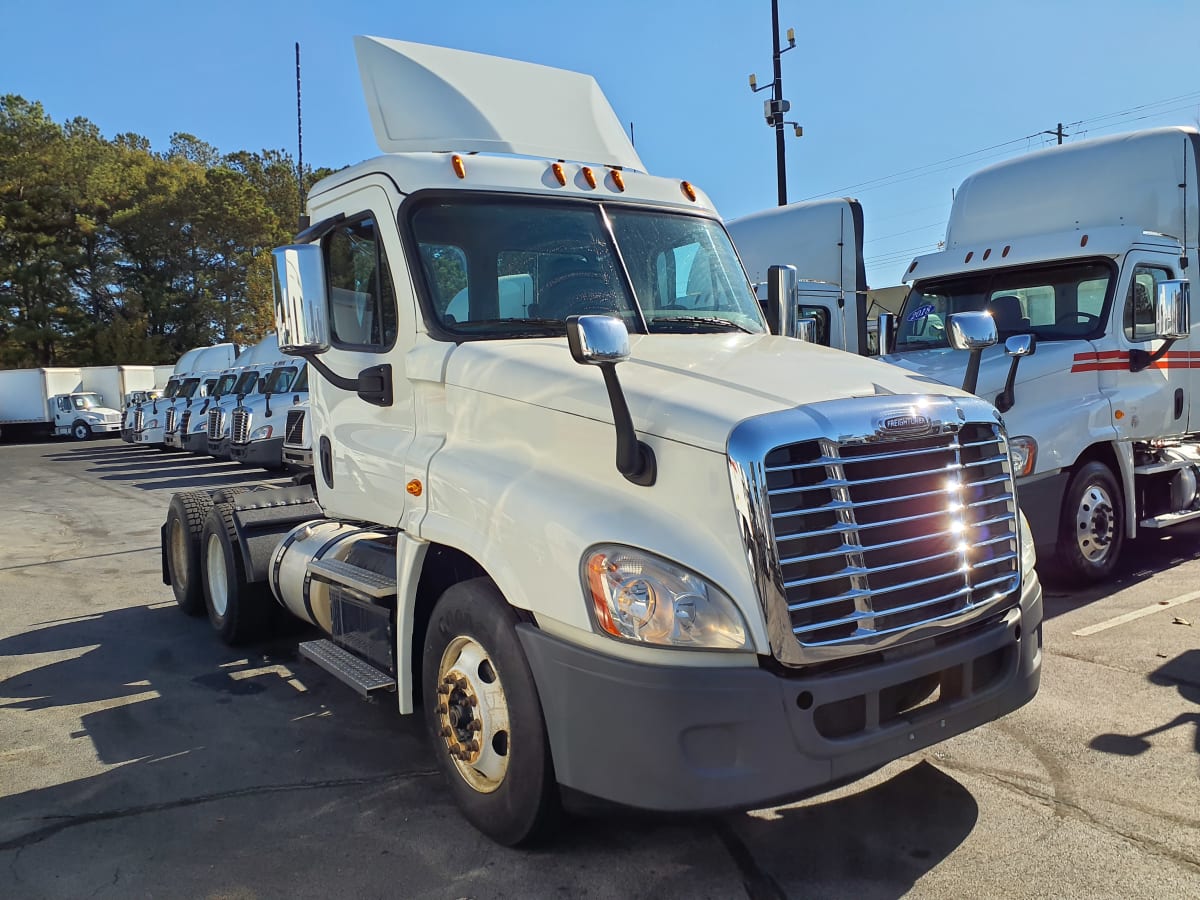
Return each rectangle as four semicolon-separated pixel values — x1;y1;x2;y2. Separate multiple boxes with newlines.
518;591;1041;813
207;438;231;459
184;431;211;454
1016;470;1069;559
231;436;284;467
282;447;312;468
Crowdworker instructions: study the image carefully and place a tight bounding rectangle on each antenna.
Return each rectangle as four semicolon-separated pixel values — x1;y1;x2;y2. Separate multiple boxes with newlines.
296;42;309;231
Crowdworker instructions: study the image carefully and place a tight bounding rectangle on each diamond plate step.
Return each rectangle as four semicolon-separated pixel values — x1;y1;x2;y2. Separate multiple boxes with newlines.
308;558;397;598
1139;508;1200;529
299;639;395;696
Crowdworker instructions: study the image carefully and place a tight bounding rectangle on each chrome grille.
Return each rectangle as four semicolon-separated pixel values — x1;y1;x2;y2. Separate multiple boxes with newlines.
133;409;144;432
208;407;224;441
284;409;306;447
165;408;177;433
765;422;1019;653
231;408;251;445
180;410;192;434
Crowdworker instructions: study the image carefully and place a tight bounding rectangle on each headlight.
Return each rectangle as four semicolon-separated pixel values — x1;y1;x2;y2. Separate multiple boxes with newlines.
147;419;160;429
249;425;273;441
582;545;750;650
1008;436;1037;477
1019;509;1037;576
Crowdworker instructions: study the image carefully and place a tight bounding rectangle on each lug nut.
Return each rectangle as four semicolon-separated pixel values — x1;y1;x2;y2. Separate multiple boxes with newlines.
439;726;452;738
436;704;448;715
468;720;483;732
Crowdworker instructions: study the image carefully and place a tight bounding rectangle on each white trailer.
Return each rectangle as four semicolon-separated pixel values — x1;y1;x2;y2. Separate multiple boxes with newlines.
880;127;1200;583
158;37;1042;845
81;365;160;409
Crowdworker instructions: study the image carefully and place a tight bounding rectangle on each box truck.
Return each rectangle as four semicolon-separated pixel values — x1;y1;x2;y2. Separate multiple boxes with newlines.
0;367;122;440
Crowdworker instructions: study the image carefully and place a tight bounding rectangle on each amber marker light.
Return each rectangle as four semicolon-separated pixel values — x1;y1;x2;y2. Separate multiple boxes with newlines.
406;479;423;497
1114;409;1125;420
451;155;466;179
551;162;567;186
586;553;620;637
610;169;625;192
1080;234;1089;247
964;251;974;263
680;180;697;201
581;166;597;188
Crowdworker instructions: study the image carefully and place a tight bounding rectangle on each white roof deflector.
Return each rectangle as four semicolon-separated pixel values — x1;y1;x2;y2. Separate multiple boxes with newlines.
354;36;645;172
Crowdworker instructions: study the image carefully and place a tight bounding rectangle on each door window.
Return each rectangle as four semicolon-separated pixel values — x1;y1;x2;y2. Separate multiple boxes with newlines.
1124;265;1172;342
324;216;398;350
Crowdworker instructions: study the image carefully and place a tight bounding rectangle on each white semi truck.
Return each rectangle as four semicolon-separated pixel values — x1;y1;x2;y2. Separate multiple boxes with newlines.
227;361;307;470
879;127;1200;583
160;37;1042;845
131;344;238;447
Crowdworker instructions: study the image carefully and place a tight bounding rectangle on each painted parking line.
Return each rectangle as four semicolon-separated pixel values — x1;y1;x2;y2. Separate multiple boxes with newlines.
1072;590;1200;636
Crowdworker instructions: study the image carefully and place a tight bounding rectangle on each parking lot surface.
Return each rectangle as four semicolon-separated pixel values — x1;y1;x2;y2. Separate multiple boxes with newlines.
1;439;1198;899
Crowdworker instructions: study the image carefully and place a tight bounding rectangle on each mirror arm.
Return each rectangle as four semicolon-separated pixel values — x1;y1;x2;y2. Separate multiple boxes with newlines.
995;358;1022;413
300;352;393;407
962;349;984;395
598;363;656;486
1129;338;1177;373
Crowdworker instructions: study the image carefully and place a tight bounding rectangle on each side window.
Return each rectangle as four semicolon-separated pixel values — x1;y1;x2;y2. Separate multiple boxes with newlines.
324;216;398;349
58;397;70;413
796;305;831;346
1124;265;1170;342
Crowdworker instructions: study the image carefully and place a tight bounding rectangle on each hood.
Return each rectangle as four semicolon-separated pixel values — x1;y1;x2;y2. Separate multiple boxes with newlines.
882;341;1082;407
444;334;970;452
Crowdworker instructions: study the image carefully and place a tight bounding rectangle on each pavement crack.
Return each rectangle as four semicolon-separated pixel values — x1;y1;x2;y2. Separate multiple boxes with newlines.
714;820;787;900
0;769;439;852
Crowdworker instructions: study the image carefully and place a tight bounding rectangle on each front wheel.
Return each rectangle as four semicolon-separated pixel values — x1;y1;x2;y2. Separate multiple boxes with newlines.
422;578;558;846
71;420;91;441
1054;460;1124;584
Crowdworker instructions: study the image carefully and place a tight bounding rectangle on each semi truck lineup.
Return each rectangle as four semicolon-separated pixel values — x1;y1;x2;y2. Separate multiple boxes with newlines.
152;38;1042;844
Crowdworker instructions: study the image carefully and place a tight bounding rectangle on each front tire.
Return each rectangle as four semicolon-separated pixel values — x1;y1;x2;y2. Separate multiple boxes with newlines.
165;490;215;615
1054;460;1124;584
71;420;91;441
200;501;273;644
422;578;558;846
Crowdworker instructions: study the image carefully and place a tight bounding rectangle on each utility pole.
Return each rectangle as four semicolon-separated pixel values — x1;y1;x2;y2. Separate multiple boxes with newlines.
296;42;308;231
1043;122;1067;145
749;0;801;205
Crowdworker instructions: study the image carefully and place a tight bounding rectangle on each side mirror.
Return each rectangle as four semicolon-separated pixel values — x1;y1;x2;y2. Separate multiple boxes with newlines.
1155;279;1190;340
877;312;896;355
794;317;818;343
996;334;1037;414
272;244;330;355
1004;333;1037;358
765;265;797;336
566;315;654;486
947;311;998;396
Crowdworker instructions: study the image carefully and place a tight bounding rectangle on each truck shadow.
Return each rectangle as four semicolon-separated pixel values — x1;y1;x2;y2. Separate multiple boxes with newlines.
1089;649;1200;757
41;442;279;492
0;603;981;896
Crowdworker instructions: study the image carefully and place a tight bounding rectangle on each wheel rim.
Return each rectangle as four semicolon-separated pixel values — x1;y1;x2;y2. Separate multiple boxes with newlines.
206;533;229;617
170;518;189;592
436;636;510;794
1075;481;1116;564
74;425;87;439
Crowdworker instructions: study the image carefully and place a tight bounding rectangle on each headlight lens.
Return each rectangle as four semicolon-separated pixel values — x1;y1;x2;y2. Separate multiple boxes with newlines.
582;545;750;650
1019;509;1037;576
147;419;160;429
1008;436;1037;477
249;425;273;441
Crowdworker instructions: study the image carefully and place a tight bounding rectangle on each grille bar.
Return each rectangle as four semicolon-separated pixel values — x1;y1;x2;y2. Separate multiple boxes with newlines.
208;408;224;441
231;408;251;445
285;408;306;446
784;545;966;590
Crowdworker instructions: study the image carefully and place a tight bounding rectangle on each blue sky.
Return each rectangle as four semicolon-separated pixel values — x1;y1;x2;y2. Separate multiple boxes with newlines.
4;1;1200;288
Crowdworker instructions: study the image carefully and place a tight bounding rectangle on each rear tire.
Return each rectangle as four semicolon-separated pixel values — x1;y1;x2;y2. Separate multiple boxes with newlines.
422;578;559;846
200;501;273;645
165;490;215;615
1053;460;1124;584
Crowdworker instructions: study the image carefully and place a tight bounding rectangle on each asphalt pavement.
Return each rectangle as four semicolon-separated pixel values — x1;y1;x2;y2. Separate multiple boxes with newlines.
1;438;1197;899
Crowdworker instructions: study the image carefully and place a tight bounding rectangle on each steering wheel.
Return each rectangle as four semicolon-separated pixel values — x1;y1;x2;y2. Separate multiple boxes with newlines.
1054;311;1100;328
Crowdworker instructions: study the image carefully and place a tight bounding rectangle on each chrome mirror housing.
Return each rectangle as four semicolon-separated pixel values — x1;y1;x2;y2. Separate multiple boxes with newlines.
877;312;896;355
947;311;998;351
1004;333;1037;358
272;244;331;355
1155;279;1191;340
766;265;798;337
566;315;630;365
794;317;818;343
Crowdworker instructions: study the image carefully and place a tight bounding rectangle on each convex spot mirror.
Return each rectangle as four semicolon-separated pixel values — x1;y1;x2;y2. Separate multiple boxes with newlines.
272;244;331;355
1005;333;1037;357
566;315;630;365
947;310;998;351
794;317;818;343
1155;279;1191;340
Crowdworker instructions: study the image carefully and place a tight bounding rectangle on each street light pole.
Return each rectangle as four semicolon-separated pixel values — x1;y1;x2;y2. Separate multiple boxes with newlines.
749;1;799;206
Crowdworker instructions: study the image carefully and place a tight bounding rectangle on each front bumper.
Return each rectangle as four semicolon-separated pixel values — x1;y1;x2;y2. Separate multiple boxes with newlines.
183;430;211;454
282;446;312;468
231;436;284;468
519;581;1042;813
164;430;184;448
90;422;121;435
133;427;165;445
207;438;231;459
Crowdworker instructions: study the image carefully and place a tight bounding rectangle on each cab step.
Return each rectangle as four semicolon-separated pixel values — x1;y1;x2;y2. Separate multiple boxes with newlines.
1139;509;1200;529
1133;458;1199;476
307;558;397;598
298;639;396;696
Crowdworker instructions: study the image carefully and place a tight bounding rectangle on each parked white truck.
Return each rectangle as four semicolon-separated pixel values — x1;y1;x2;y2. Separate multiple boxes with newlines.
880;127;1200;583
228;361;308;470
131;344;238;447
281;398;313;472
160;37;1042;845
0;367;125;440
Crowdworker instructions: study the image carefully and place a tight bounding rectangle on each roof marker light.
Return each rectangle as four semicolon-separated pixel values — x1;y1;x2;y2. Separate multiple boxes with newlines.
964;251;973;263
582;166;597;188
908;260;918;274
610;169;625;192
451;155;466;179
551;162;567;186
1002;245;1011;258
983;248;992;261
680;181;697;202
1080;234;1089;247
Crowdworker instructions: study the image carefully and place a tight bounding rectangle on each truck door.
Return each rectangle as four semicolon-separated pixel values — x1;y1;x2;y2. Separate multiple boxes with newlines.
309;183;415;527
54;395;72;430
1112;256;1190;438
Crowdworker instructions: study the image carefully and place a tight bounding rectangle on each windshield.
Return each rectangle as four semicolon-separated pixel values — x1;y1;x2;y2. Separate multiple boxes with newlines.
72;393;103;410
162;379;181;399
213;374;238;396
178;378;201;399
895;260;1115;351
233;370;259;395
264;366;299;394
411;197;766;338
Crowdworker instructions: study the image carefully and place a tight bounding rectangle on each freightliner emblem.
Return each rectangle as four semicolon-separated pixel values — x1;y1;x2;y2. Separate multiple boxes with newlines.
878;412;933;436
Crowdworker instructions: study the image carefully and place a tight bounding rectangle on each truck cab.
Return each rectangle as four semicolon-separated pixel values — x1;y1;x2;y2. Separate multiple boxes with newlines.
50;392;123;440
174;367;241;453
228;361;307;470
882;127;1200;582
202;365;264;459
124;379;178;442
281;398;312;472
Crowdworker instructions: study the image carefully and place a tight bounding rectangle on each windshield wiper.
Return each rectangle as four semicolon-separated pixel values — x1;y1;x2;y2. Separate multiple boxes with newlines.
894;339;946;350
648;316;757;334
452;317;568;335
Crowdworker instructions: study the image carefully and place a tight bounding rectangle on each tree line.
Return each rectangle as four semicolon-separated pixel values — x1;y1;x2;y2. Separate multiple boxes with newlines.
0;95;334;368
